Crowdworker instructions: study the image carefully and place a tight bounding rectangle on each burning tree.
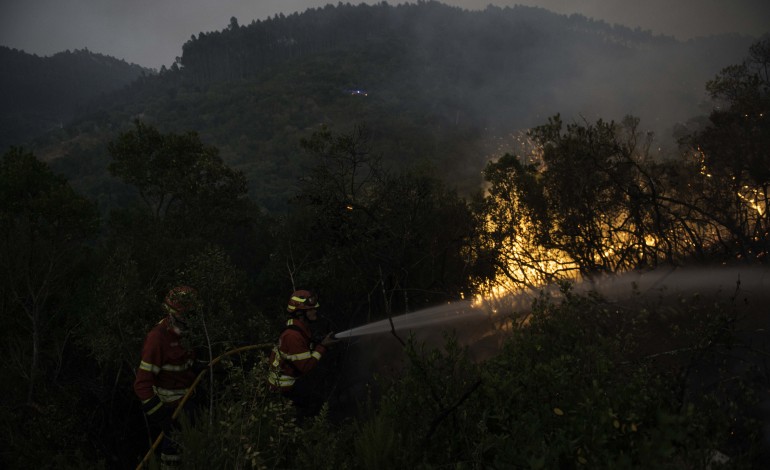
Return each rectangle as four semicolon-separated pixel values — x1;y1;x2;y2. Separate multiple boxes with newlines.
681;39;770;261
478;40;770;293
478;115;673;291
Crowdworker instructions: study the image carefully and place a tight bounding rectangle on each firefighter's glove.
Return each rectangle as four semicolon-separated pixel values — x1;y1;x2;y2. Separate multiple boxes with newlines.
142;395;172;425
321;332;339;348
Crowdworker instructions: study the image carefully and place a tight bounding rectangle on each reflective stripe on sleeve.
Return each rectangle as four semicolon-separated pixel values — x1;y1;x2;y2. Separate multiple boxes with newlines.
282;350;322;362
139;360;160;374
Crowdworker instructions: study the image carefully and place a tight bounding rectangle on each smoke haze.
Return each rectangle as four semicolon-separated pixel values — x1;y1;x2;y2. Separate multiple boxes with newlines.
1;0;768;70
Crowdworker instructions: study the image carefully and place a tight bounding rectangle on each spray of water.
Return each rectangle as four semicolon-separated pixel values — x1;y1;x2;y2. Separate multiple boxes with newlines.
333;266;770;341
575;266;770;306
334;300;484;339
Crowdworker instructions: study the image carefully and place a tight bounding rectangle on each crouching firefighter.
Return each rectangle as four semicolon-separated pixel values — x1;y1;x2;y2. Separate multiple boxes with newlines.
268;289;337;420
134;286;202;469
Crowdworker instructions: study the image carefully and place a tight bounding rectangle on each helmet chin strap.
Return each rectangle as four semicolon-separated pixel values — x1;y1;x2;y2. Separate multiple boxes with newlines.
169;313;188;334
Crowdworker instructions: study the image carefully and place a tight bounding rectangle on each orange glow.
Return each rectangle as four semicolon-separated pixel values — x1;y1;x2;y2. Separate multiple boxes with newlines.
737;186;767;216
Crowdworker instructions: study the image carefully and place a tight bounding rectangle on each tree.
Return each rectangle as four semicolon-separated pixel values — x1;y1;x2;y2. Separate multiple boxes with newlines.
477;152;578;290
272;124;480;323
684;39;770;260
68;124;278;465
0;147;98;403
108;120;248;226
479;115;671;289
106;120;271;282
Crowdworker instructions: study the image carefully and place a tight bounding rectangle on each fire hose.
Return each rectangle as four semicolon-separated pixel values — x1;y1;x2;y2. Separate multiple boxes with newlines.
135;343;273;470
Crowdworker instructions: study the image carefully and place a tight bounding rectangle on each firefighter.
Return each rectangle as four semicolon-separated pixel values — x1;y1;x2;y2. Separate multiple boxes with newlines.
134;286;201;469
268;289;337;420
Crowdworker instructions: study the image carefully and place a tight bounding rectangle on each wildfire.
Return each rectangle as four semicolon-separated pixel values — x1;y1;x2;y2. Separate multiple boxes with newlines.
737;186;767;216
696;148;768;216
473;132;768;311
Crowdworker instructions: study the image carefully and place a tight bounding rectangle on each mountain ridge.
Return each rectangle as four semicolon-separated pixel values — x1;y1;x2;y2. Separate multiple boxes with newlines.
0;46;153;149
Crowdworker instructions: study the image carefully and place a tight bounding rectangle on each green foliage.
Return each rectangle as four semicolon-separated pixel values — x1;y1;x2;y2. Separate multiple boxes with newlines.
105;120;273;307
0;147;102;468
79;247;156;367
353;405;398;470
82;120;274;374
175;359;302;469
0;389;107;469
0;147;99;399
108;119;249;225
267;125;480;324
172;246;273;354
175;287;762;468
354;289;762;468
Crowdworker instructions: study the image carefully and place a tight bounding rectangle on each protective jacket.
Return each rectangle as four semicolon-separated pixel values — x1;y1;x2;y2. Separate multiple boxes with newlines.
268;318;327;391
134;317;196;410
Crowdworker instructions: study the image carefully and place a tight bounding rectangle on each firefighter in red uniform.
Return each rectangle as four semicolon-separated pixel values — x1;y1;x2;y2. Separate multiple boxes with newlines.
134;286;200;469
268;289;337;420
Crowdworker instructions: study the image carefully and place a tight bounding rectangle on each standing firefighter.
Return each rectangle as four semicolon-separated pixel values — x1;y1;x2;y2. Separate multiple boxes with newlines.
268;289;337;420
134;286;200;469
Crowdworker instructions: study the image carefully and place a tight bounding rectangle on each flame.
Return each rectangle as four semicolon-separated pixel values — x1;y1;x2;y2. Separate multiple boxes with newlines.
737;186;767;216
474;135;768;310
696;148;768;216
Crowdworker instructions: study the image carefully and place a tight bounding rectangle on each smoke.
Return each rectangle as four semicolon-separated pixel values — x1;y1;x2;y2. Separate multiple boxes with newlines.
393;4;757;174
578;265;770;301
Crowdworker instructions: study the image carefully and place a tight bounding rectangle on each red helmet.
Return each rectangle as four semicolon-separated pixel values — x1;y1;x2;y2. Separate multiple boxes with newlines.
163;286;198;316
287;290;319;313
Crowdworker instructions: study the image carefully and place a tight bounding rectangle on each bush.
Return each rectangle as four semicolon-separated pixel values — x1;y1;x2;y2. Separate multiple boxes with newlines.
363;285;763;468
164;284;764;468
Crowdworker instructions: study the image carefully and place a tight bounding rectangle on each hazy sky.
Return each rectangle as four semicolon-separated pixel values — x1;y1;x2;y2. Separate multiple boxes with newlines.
1;0;768;70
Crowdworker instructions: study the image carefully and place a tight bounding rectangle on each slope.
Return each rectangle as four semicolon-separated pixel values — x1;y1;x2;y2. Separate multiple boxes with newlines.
23;1;755;213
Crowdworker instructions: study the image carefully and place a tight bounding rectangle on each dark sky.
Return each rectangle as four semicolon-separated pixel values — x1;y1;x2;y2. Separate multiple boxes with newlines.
1;0;768;70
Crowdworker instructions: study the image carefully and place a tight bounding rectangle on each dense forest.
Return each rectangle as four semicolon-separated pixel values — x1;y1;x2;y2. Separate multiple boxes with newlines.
4;2;755;212
1;1;769;468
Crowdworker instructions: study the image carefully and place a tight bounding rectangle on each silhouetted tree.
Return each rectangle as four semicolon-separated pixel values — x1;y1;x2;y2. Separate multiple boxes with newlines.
683;39;770;260
0;147;98;403
106;119;272;306
271;124;479;322
479;115;671;288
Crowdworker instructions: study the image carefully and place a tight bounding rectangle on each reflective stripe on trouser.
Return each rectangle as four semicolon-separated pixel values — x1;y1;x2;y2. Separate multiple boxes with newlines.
161;451;181;469
269;346;296;389
154;386;188;403
268;371;296;389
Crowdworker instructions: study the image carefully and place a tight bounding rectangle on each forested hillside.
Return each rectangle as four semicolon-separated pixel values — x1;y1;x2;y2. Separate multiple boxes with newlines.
0;47;151;150
20;1;754;212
